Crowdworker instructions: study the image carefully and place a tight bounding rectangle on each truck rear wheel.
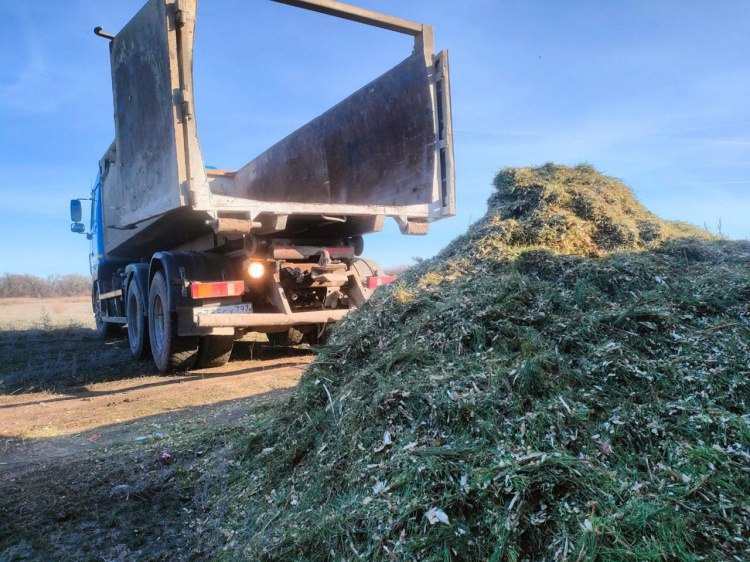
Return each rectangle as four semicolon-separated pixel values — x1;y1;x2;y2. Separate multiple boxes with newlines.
93;284;119;338
196;336;234;368
126;280;150;359
148;271;198;372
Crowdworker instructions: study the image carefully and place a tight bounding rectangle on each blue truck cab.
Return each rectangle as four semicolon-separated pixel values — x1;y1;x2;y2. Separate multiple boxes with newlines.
70;172;105;274
70;170;129;337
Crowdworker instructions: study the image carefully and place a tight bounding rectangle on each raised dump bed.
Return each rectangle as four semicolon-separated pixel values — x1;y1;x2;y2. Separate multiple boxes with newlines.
71;0;455;372
100;0;454;259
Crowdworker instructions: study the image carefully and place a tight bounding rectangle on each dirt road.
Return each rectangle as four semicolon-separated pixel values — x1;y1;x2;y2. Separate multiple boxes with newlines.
0;354;313;471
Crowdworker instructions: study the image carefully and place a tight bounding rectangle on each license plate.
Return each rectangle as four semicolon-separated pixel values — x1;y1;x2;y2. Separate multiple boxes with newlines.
197;303;253;315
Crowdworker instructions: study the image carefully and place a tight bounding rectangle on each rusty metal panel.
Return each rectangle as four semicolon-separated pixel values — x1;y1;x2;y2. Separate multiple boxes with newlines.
232;52;436;208
107;0;183;229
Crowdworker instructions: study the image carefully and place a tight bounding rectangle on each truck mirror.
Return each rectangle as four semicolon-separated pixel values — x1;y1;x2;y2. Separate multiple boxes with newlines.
71;222;86;234
70;199;82;222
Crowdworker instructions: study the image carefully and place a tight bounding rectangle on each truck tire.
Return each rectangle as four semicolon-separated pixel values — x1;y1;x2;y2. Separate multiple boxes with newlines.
126;280;150;359
196;336;234;368
148;271;198;372
93;285;119;338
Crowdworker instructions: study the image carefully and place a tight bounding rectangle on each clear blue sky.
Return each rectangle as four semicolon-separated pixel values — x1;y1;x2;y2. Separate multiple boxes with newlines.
1;0;748;276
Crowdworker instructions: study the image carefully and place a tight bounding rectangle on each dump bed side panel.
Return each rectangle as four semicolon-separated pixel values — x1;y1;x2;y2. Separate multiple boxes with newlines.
231;53;434;207
107;0;183;228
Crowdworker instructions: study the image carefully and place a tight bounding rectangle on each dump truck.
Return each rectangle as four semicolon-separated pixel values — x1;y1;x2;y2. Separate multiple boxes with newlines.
70;0;454;372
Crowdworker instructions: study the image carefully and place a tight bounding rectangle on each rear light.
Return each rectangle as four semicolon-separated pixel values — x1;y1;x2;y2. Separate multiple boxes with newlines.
247;261;265;279
190;280;245;299
367;275;397;289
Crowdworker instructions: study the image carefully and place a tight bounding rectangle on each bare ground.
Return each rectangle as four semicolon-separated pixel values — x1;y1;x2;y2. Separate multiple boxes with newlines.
0;297;327;559
0;297;313;471
0;355;312;471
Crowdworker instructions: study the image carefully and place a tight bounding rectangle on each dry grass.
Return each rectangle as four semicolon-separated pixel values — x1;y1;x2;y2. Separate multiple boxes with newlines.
485;163;714;256
0;297;141;395
0;398;281;561
0;325;151;395
0;296;94;331
0;300;306;561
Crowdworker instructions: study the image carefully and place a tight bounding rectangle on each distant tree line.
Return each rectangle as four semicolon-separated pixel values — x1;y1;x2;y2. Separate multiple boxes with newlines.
0;274;90;298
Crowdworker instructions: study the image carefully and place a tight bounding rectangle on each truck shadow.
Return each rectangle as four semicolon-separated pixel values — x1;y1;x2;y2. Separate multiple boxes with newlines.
0;358;312;410
0;388;293;472
0;325;314;397
0;326;148;395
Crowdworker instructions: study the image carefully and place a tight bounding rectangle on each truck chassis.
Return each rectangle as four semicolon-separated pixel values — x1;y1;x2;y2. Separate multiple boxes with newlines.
71;0;454;372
